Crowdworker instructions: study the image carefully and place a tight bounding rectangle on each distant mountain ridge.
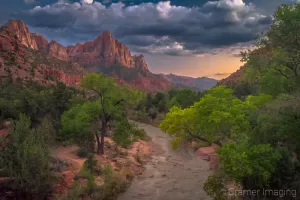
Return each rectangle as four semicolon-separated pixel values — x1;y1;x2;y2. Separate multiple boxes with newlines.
162;74;218;91
0;19;216;92
0;19;171;91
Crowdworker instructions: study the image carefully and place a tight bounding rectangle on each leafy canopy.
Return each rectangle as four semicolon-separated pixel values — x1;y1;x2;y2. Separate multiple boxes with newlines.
160;86;260;148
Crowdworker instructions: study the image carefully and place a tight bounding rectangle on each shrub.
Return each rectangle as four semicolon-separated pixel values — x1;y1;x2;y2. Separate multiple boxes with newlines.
147;107;157;120
91;172;128;200
77;148;89;158
204;174;227;200
84;153;102;175
55;182;84;200
113;120;133;148
0;114;54;198
113;120;148;148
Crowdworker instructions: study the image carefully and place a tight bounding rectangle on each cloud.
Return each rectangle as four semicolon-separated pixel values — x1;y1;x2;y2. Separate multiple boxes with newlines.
80;0;94;4
24;0;35;4
16;0;273;56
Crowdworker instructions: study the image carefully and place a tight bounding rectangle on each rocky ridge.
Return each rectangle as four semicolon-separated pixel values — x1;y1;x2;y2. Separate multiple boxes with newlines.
0;20;85;86
0;20;172;91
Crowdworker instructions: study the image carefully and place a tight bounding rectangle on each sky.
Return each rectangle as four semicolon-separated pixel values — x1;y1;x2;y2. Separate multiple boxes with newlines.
0;0;296;79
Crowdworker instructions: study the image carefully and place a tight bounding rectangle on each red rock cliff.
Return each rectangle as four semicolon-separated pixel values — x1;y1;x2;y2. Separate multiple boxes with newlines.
48;41;69;61
0;20;171;92
32;33;49;53
0;20;85;86
2;20;38;50
66;31;149;71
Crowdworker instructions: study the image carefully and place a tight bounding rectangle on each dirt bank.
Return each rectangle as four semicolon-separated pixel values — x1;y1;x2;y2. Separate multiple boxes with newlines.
118;122;211;200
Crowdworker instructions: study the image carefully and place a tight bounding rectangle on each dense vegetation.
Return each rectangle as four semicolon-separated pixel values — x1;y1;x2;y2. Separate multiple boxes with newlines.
160;3;300;200
132;88;204;125
0;74;145;199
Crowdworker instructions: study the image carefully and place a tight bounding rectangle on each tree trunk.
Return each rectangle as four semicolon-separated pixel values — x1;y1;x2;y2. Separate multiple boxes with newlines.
95;132;101;154
98;117;106;155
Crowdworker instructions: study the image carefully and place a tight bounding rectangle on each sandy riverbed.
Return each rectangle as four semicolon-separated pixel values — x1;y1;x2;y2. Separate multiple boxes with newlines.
118;122;211;200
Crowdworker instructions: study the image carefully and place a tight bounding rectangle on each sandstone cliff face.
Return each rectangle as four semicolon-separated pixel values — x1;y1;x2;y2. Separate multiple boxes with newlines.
48;41;69;61
32;33;49;53
3;21;150;72
66;31;149;71
2;20;38;50
0;20;171;92
0;20;85;86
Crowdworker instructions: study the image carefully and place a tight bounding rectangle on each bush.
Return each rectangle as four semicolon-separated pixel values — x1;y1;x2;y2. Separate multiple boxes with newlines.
132;127;148;141
147;107;157;120
96;173;127;200
0;114;54;198
77;148;89;158
113;120;148;148
204;174;227;200
113;120;133;148
84;153;102;175
55;182;84;200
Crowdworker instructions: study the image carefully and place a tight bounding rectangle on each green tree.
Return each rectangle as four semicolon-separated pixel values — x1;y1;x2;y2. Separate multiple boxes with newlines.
80;73;128;154
218;142;280;187
61;101;101;153
160;86;252;147
241;4;300;96
0;114;53;198
174;89;199;108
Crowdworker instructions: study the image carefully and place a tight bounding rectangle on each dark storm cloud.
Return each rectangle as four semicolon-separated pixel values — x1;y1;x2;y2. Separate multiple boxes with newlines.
24;0;36;4
14;0;273;56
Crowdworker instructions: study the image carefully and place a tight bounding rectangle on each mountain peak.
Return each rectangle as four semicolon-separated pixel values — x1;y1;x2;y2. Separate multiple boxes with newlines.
2;19;38;50
101;31;112;37
96;31;113;41
6;19;26;28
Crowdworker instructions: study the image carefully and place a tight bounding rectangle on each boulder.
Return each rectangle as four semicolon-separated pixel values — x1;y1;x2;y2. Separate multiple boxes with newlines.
195;146;215;161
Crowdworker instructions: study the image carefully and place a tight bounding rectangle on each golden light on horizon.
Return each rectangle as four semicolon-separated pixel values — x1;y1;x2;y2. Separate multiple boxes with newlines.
147;53;243;80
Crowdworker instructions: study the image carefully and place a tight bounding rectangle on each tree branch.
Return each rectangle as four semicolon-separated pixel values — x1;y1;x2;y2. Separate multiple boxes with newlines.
114;99;125;106
185;129;222;147
273;68;290;79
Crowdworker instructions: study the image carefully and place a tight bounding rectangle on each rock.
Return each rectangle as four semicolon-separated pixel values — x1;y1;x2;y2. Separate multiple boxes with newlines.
195;146;215;161
3;20;38;50
0;19;172;92
196;145;220;170
32;33;48;53
0;20;85;86
66;31;148;70
39;66;82;85
48;41;69;61
2;121;11;128
211;143;220;150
